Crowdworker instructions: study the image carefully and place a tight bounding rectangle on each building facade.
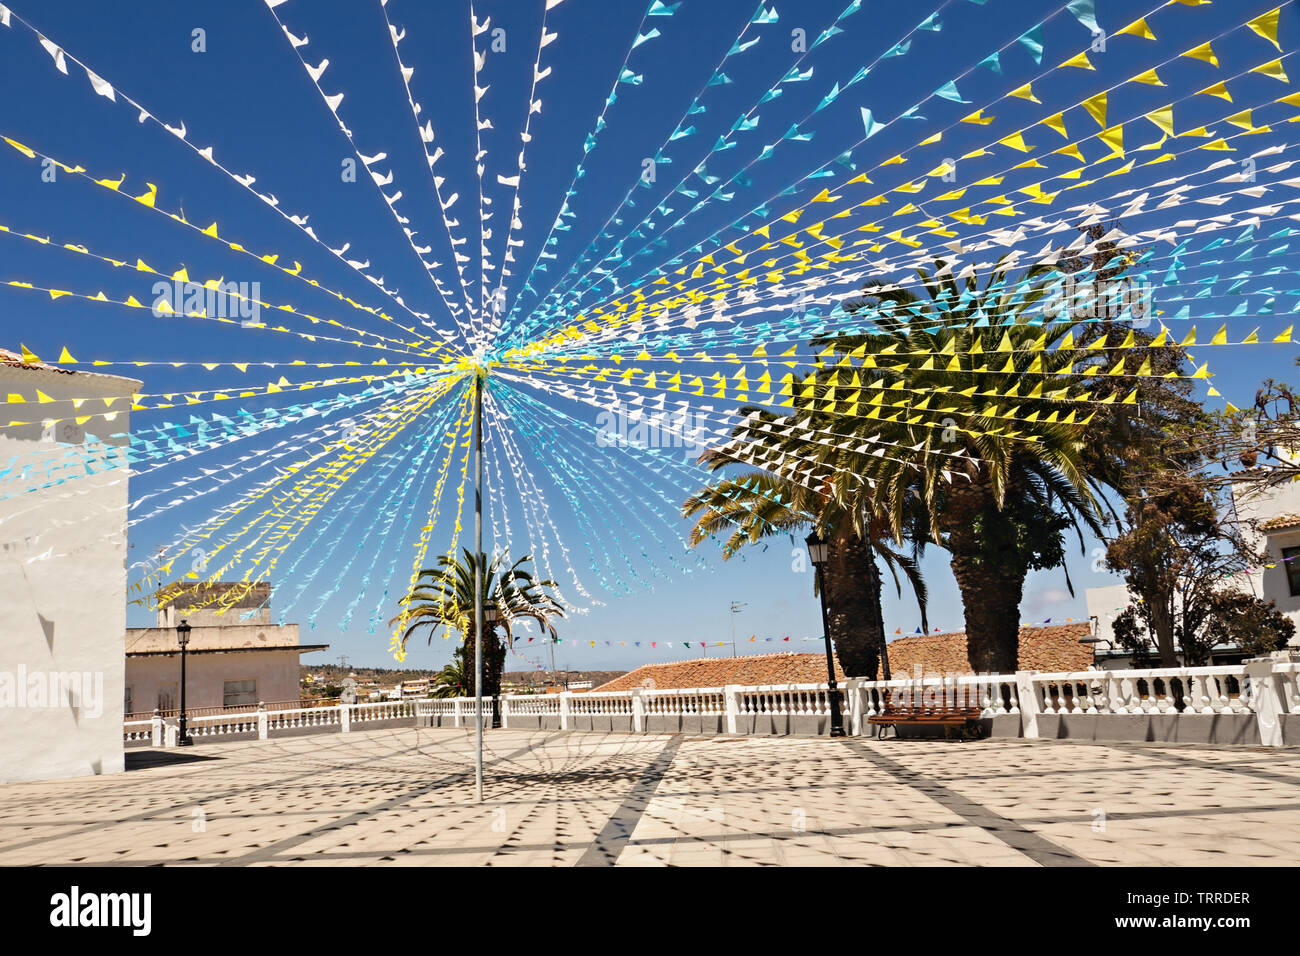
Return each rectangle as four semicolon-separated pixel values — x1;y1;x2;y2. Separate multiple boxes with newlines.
0;349;140;783
125;582;327;715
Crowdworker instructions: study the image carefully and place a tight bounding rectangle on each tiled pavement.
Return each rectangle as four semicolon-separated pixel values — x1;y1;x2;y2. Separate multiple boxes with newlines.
2;727;1299;866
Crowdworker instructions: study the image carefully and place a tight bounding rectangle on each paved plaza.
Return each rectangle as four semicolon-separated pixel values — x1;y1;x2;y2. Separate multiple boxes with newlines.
2;727;1299;866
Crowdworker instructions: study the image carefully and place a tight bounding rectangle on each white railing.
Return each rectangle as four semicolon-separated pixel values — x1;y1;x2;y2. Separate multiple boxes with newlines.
1265;660;1300;714
123;719;154;744
501;694;560;717
185;710;262;740
1030;666;1253;716
643;687;725;716
351;700;416;724
567;691;634;716
737;683;848;717
126;657;1300;747
126;698;424;747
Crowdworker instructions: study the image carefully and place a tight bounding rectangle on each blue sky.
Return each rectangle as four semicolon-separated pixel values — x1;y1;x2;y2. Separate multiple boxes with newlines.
1;0;1297;669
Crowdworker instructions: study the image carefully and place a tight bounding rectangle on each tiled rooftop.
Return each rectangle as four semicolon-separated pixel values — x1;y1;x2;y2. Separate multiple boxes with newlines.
597;652;846;691
887;623;1094;676
1260;512;1300;533
0;347;74;374
598;622;1095;689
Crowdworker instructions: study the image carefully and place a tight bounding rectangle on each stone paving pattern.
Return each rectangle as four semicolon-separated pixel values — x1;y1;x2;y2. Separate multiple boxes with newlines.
2;727;1299;866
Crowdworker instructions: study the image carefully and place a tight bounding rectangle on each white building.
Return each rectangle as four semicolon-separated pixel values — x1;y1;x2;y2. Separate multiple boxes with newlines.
126;582;328;715
1085;476;1300;667
0;348;140;783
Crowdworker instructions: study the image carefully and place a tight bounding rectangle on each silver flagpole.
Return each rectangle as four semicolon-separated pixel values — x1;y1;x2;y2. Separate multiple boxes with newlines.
473;371;485;803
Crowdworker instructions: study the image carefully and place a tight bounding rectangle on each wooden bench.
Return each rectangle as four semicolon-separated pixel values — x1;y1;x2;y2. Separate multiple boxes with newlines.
866;701;984;740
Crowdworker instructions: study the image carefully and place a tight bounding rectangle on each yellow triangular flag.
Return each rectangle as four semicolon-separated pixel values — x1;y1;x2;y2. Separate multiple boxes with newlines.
1054;143;1086;163
1252;59;1289;83
1197;81;1232;102
1145;105;1175;137
1009;82;1039;103
1118;17;1156;40
1130;67;1164;86
1081;92;1107;128
1225;109;1254;131
1099;125;1124;158
1246;8;1282;51
1060;51;1094;71
998;131;1031;152
1181;41;1218;67
1040;113;1068;138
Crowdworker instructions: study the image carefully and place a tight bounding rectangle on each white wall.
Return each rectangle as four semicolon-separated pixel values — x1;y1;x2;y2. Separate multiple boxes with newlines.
125;649;306;713
0;364;139;783
1234;480;1300;635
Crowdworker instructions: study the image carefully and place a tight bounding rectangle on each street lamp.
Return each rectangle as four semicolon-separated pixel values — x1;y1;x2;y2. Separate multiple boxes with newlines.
729;601;746;656
484;605;502;728
176;618;193;746
804;531;845;737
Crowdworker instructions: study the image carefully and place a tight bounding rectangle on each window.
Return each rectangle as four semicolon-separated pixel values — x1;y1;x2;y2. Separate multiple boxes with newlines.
1284;546;1300;597
124;686;133;716
157;686;176;712
224;679;257;708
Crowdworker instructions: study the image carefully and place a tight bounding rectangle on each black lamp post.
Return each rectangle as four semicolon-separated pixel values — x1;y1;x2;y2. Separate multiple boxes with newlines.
805;531;846;737
484;605;502;728
176;618;193;746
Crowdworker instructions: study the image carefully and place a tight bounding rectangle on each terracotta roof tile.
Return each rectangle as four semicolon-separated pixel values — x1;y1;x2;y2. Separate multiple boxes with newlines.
886;622;1095;676
1260;513;1300;533
0;347;75;374
595;652;844;692
596;623;1095;690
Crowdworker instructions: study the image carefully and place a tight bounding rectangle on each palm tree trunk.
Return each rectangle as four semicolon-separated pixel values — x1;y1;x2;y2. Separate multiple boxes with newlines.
461;627;508;725
944;489;1025;674
824;530;887;679
949;555;1024;673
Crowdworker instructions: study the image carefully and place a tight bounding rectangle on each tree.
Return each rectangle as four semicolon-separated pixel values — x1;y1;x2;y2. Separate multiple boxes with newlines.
840;255;1106;672
1201;590;1295;659
1109;589;1294;667
1104;475;1267;666
391;550;564;716
683;436;928;678
431;646;471;698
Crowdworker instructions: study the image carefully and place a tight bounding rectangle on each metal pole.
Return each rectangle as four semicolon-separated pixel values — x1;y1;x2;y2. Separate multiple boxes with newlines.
473;372;485;802
178;642;189;746
815;563;846;737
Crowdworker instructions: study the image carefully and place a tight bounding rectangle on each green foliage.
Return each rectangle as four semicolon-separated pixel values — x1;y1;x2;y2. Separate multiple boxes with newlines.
391;549;564;652
1199;591;1296;661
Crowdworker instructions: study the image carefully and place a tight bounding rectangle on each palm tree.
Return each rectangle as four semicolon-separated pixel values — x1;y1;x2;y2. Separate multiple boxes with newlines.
431;646;470;698
392;550;564;719
839;255;1107;672
683;408;929;680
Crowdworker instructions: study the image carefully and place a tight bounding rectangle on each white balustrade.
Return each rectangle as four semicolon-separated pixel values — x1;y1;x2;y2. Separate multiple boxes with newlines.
1029;666;1254;716
127;661;1295;746
567;691;633;716
123;720;154;744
